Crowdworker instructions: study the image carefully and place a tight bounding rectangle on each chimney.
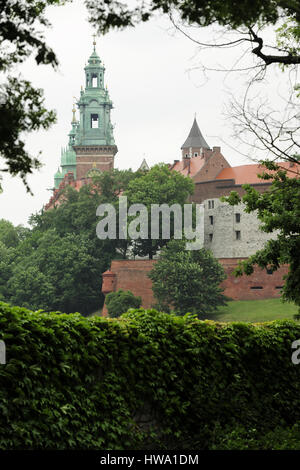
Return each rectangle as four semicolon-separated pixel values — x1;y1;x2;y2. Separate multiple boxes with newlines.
183;157;190;171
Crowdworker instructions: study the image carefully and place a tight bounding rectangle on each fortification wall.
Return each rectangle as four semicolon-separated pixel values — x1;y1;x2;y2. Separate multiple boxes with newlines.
101;259;289;315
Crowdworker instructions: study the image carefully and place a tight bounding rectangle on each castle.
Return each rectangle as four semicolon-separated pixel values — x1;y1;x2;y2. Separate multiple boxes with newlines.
47;40;298;309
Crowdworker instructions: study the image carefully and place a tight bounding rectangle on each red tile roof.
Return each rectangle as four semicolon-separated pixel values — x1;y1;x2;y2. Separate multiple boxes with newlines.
171;156;206;178
216;162;300;185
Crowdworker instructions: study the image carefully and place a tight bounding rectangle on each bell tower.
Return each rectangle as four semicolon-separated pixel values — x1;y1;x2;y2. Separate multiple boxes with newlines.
74;36;118;179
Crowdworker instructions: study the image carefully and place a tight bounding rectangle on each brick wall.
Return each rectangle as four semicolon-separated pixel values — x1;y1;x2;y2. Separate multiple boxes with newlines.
101;259;289;314
193;149;231;183
220;258;288;300
193;179;272;204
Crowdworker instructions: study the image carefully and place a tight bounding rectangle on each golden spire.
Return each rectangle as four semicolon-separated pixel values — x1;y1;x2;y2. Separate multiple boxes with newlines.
72;98;77;122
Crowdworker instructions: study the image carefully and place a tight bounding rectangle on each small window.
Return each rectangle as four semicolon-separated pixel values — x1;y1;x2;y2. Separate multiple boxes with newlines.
235;230;241;240
209;233;213;242
266;268;273;275
250;286;263;290
235;213;241;223
91;114;99;128
208;200;214;209
194;152;198;157
209;215;214;225
276;286;284;289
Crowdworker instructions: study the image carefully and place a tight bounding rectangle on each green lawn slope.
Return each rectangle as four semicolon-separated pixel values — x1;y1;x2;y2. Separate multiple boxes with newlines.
209;298;298;323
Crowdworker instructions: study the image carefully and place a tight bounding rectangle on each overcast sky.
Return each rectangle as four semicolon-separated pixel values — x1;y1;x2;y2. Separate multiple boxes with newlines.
0;0;290;226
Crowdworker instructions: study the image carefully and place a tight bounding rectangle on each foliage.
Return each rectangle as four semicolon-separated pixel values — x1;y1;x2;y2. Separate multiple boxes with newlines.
211;423;300;450
105;289;142;318
91;168;147;202
0;169;146;313
1;183;119;314
86;0;300;66
149;239;227;317
0;219;29;248
0;0;64;189
86;0;299;32
124;164;194;259
222;160;300;310
1;303;300;449
6;231;106;314
0;78;56;191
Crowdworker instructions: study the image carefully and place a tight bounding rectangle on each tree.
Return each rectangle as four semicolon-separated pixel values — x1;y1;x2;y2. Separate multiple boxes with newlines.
0;0;62;190
124;163;194;259
105;289;142;318
7;265;56;312
86;0;300;66
148;239;227;318
91;168;147;202
222;160;300;309
0;241;14;301
0;219;30;248
6;227;113;314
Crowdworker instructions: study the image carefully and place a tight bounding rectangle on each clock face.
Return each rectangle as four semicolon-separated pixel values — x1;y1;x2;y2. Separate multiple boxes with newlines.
86;167;102;178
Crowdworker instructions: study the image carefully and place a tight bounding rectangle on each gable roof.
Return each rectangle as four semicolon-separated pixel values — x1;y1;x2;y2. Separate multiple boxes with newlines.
171;156;206;177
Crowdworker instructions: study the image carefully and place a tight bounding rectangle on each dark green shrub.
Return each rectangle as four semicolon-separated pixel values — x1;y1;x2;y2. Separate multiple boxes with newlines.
1;302;300;449
105;289;141;318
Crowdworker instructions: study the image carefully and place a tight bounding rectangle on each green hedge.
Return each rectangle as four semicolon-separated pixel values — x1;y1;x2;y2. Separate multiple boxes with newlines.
1;301;300;449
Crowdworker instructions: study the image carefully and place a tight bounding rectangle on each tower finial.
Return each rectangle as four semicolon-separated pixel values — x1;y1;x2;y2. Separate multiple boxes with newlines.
194;112;197;120
72;98;77;122
92;33;96;52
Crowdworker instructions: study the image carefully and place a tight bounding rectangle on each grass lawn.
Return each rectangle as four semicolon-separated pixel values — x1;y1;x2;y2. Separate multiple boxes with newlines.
207;298;299;323
90;298;299;323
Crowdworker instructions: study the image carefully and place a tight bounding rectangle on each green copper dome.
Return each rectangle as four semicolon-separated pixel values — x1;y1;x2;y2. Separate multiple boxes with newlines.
87;50;101;66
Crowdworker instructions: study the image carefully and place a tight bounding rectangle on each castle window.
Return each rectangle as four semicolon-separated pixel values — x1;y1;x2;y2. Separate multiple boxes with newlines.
209;233;213;242
235;213;241;223
91;114;99;128
194;152;198;157
208;200;214;209
235;230;241;240
266;268;273;275
250;286;263;290
209;215;214;225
